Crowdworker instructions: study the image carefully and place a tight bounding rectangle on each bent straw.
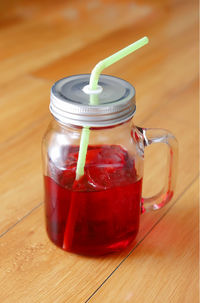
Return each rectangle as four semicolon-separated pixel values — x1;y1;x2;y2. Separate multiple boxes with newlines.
63;37;149;250
75;36;149;180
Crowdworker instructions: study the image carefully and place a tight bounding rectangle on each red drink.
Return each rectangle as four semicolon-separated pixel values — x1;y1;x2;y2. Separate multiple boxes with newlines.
44;145;142;255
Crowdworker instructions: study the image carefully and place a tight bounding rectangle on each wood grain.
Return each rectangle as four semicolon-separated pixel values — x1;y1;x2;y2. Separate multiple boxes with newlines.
89;178;199;303
0;0;152;85
0;0;198;302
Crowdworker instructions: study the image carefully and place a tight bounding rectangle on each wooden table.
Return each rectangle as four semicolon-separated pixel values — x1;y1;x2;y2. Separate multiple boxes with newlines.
0;0;198;302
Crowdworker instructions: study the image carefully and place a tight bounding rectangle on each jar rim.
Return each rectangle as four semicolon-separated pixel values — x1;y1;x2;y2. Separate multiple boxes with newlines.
50;74;136;127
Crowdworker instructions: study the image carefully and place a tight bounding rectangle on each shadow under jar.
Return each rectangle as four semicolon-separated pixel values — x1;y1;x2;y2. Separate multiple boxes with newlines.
42;74;178;256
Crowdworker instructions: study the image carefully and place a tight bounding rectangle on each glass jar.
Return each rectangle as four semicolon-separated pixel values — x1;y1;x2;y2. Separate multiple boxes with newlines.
42;74;178;256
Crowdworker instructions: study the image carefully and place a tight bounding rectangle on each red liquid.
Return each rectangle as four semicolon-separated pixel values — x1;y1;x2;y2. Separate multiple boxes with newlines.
44;145;143;255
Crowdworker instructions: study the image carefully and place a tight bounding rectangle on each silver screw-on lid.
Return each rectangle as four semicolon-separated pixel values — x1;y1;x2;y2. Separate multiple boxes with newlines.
50;74;136;127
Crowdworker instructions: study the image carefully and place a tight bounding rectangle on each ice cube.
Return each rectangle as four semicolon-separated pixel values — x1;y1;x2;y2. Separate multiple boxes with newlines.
84;145;131;190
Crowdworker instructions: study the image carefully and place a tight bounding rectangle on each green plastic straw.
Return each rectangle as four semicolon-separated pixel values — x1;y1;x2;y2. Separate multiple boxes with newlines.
75;36;149;180
75;127;90;180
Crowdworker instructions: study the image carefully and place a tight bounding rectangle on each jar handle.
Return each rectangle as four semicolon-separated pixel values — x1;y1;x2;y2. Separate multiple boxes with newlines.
138;127;178;212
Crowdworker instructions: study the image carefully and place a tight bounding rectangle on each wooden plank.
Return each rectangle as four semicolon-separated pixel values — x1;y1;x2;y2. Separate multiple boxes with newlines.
88;178;199;303
0;1;152;85
0;117;48;235
32;0;197;82
0;76;52;145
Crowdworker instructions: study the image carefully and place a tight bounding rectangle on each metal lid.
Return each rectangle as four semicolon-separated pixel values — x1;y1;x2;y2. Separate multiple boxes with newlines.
50;74;136;127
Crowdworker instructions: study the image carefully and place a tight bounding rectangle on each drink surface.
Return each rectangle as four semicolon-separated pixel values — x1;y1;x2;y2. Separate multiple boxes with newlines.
44;145;143;255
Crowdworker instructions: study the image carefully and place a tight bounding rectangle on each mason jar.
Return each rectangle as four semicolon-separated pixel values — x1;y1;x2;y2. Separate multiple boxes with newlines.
42;74;178;256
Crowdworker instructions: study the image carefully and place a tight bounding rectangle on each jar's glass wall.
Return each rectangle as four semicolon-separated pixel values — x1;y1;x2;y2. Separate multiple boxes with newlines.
42;119;144;180
42;119;144;255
